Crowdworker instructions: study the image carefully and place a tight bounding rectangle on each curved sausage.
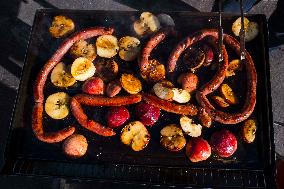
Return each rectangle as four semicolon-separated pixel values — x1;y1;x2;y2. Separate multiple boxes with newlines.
32;27;114;143
139;27;175;72
34;27;114;103
70;94;142;136
142;93;198;116
196;33;257;124
32;103;75;143
74;94;142;106
70;98;115;137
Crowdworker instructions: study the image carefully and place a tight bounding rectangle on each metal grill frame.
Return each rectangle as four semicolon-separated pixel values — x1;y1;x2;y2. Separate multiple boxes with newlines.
1;9;276;188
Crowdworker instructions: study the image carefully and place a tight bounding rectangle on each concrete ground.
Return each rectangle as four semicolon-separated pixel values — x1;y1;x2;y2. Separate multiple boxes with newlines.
0;0;283;188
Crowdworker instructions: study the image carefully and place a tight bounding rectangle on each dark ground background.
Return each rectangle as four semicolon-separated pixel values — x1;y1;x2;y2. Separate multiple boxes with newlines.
0;0;283;188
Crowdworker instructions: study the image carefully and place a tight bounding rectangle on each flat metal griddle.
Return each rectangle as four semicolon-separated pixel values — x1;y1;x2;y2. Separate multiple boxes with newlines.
1;10;276;188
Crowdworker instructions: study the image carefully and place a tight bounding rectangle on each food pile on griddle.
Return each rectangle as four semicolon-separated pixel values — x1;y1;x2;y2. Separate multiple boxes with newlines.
32;12;258;162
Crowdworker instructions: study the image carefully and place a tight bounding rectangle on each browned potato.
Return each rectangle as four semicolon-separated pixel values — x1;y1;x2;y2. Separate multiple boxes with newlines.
160;124;186;151
70;40;97;61
63;134;88;158
120;74;142;94
49;16;75;38
121;121;150;151
141;59;165;82
106;80;122;97
220;84;238;105
242;119;257;143
95;59;118;82
226;59;242;77
212;96;230;108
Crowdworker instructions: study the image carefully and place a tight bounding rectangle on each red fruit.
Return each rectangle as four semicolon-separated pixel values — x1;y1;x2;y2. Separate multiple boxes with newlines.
203;44;214;66
106;107;130;128
135;102;160;126
210;129;237;158
185;137;211;162
82;77;104;95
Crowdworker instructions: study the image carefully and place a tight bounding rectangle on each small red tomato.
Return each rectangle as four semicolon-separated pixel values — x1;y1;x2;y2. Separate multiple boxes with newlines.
106;107;130;128
82;77;104;95
210;129;237;158
135;102;160;126
185;137;211;162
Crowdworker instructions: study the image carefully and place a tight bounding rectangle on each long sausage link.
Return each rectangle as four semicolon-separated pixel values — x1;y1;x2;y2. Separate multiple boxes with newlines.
70;94;142;136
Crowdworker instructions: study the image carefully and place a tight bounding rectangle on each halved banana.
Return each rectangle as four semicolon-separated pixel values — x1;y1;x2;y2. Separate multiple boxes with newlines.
51;62;76;88
45;92;70;120
70;40;97;61
71;57;96;81
96;35;119;58
49;15;75;38
172;88;191;103
118;36;140;61
140;12;161;32
160;124;186;151
121;121;150;151
180;116;202;137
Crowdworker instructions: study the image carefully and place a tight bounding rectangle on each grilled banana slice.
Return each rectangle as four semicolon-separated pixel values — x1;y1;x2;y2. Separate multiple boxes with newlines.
49;15;75;38
172;88;191;104
71;57;96;81
96;35;119;58
140;12;161;32
121;121;150;151
51;62;76;88
120;74;142;94
118;36;140;61
180;116;202;137
95;59;118;82
45;92;70;120
160;124;186;151
70;40;97;61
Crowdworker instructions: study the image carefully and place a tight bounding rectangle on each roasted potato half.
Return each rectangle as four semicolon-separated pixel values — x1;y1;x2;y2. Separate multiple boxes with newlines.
220;84;238;105
160;124;186;151
242;119;257;143
49;16;75;38
121;121;150;151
